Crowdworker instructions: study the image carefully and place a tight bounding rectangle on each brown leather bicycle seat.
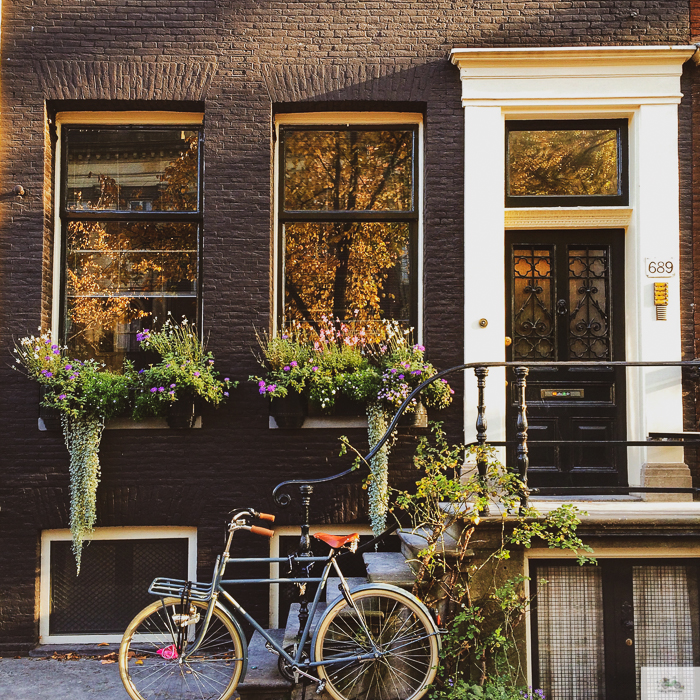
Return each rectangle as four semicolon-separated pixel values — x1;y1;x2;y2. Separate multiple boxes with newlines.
313;532;360;549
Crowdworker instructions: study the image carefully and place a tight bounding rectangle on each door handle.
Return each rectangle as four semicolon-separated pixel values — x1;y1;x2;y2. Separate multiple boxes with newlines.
556;299;568;316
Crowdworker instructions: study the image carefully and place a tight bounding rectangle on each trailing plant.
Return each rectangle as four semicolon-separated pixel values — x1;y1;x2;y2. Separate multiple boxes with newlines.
390;423;594;698
132;315;235;420
13;332;131;572
252;318;453;534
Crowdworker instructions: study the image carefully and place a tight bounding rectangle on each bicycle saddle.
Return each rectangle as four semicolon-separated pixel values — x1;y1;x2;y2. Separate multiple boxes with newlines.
313;532;360;549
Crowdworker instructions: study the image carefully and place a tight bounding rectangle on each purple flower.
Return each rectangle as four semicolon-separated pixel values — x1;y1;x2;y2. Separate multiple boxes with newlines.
193;371;200;377
281;334;289;340
150;387;157;393
168;391;175;396
138;369;145;374
312;366;318;372
165;364;171;368
283;366;290;372
158;387;165;392
224;377;230;382
223;391;229;397
291;361;298;367
59;394;66;400
45;372;53;378
44;339;50;344
390;368;396;374
411;369;422;375
398;374;404;380
266;384;277;393
413;344;425;352
51;345;58;351
208;359;214;364
64;364;72;370
170;384;176;388
70;374;78;380
45;356;51;361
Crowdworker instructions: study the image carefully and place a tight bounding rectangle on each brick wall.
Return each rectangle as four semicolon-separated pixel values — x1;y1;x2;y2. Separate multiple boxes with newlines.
0;1;692;651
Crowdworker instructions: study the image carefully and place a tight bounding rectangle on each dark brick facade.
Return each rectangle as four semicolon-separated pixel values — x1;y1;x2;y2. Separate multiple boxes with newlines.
0;1;693;652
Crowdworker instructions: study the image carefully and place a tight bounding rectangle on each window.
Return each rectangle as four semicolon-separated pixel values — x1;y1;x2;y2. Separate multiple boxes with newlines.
277;118;419;331
506;119;628;207
531;559;700;700
58;115;203;368
40;527;196;644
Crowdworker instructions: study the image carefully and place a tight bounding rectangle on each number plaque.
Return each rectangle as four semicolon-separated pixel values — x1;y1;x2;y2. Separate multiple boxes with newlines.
645;257;676;278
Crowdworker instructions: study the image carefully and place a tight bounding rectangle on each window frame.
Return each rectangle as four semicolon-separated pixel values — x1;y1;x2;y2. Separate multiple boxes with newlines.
274;113;423;336
53;111;205;359
505;118;629;208
39;526;197;644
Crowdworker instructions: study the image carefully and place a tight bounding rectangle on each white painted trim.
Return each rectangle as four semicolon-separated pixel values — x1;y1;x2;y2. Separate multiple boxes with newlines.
268;524;374;628
56;111;204;125
455;46;689;483
39;527;197;645
273;112;424;343
504;207;633;230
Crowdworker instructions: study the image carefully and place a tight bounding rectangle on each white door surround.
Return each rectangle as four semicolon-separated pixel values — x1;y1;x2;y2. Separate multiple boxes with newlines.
450;45;696;488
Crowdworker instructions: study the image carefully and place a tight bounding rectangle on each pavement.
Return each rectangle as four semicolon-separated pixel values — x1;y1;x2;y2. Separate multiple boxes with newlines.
0;651;130;700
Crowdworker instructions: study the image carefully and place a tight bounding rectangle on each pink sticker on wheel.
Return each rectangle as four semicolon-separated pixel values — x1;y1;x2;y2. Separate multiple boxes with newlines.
156;645;179;660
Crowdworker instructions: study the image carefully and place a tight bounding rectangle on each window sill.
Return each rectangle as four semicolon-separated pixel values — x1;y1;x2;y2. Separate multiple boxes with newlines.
269;415;368;429
38;417;202;431
504;206;632;230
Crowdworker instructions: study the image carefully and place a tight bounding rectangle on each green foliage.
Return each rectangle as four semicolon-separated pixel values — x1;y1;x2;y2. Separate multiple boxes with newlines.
132;316;235;420
392;424;594;698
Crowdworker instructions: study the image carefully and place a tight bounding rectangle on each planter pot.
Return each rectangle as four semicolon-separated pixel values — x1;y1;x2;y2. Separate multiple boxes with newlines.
308;395;365;418
270;394;307;429
398;401;428;428
166;398;197;429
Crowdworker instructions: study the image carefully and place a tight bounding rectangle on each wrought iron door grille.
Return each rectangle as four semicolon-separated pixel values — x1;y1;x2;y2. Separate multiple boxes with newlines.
49;538;189;635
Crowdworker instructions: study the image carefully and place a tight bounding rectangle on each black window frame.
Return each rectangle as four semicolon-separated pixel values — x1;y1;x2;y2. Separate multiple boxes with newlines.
276;123;419;331
505;119;629;208
58;122;204;358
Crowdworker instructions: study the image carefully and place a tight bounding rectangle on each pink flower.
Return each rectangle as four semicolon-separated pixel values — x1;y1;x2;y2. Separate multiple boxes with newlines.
193;371;200;377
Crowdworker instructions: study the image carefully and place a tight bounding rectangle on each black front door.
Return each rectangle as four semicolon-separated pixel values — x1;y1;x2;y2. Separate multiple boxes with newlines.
506;230;626;488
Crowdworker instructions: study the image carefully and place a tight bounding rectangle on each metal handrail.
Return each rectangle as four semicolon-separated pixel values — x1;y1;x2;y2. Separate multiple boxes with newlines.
272;359;700;508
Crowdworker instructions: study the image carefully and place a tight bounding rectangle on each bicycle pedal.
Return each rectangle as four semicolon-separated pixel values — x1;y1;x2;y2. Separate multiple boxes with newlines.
265;641;280;656
316;680;326;695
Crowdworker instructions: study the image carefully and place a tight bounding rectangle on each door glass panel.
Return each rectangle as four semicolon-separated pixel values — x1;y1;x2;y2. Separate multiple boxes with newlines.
633;566;695;700
536;565;606;699
568;247;611;360
512;247;555;360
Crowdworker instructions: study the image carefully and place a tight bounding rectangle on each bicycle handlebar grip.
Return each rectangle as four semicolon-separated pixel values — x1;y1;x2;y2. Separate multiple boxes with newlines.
250;526;275;538
258;512;275;522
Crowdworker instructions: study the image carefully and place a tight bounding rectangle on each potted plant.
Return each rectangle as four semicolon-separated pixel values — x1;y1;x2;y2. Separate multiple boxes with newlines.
132;315;235;428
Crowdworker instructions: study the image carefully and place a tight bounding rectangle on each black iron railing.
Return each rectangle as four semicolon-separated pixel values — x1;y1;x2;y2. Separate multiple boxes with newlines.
272;360;700;514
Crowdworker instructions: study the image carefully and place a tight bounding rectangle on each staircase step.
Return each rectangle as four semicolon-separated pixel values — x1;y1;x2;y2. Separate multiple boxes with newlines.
363;551;416;588
325;576;367;603
399;528;471;563
283;601;327;649
439;501;478;542
237;628;293;700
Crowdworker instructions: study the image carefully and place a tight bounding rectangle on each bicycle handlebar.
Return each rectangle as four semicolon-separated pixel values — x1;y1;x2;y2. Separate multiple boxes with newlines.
250;526;275;538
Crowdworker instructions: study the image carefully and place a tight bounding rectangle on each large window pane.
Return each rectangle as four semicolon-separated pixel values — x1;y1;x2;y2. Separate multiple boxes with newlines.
65;128;199;212
507;126;621;198
283;130;414;212
284;222;411;326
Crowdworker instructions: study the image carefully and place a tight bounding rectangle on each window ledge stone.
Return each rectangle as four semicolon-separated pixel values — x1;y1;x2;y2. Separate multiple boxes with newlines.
504;206;633;230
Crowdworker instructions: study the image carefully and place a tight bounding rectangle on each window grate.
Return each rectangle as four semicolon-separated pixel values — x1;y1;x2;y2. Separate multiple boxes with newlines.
50;538;189;635
536;565;606;700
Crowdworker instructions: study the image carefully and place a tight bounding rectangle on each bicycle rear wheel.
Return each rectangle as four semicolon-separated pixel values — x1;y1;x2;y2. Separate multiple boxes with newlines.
119;597;244;700
313;587;440;700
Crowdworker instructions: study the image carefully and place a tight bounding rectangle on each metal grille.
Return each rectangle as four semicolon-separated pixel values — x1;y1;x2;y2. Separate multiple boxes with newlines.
633;566;694;699
568;247;610;360
50;538;189;635
536;565;606;700
512;247;555;360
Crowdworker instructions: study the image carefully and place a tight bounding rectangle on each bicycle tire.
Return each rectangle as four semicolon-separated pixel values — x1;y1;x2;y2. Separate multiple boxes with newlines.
312;586;440;700
119;597;244;700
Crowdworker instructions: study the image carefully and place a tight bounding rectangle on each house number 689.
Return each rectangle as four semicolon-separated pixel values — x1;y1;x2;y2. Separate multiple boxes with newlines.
645;258;676;277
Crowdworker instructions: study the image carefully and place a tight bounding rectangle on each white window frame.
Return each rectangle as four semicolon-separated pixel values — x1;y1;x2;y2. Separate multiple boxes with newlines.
273;112;424;342
39;526;197;645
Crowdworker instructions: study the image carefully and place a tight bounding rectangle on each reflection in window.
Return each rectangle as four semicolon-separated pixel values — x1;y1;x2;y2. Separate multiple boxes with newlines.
61;125;201;367
279;126;417;329
506;120;627;206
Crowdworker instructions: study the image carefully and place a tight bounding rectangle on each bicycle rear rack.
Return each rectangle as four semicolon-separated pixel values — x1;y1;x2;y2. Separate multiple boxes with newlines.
149;577;213;601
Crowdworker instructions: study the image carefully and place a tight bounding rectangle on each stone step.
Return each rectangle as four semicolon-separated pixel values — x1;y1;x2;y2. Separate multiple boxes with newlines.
237;628;293;700
399;527;469;563
325;576;367;603
363;551;416;588
283;601;327;649
438;500;478;542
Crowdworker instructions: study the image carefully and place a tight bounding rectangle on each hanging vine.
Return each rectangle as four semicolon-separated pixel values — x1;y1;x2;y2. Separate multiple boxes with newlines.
366;402;398;537
62;415;105;573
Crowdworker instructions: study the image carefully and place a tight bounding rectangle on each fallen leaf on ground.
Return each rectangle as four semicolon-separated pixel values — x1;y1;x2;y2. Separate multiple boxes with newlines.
101;659;116;665
97;642;110;647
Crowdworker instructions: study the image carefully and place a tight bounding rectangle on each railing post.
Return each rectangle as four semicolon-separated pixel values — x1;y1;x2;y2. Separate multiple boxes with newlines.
474;366;489;513
297;484;313;636
513;366;529;509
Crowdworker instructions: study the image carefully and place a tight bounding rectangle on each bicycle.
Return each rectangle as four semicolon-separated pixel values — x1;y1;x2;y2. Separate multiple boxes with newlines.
118;506;441;700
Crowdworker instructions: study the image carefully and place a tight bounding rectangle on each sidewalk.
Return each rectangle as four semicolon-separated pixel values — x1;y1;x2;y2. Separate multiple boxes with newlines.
0;654;129;700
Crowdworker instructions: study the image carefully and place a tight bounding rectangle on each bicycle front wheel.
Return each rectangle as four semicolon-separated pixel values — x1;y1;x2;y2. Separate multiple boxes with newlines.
313;587;440;700
119;597;244;700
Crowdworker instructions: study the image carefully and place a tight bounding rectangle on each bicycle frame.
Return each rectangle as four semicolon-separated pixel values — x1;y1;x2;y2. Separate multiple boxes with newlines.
170;518;385;683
